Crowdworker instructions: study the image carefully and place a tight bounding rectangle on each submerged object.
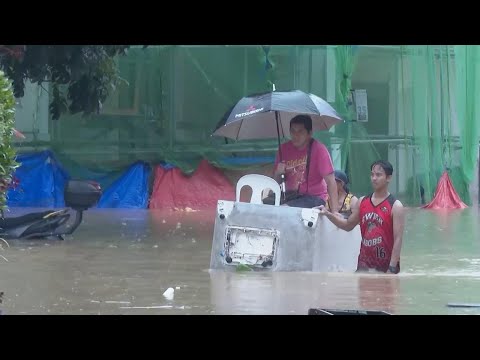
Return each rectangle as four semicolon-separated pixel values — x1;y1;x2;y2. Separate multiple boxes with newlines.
210;200;362;272
0;180;102;240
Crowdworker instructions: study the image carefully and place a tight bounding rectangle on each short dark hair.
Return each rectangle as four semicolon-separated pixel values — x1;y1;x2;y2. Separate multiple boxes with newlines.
290;114;312;132
370;160;393;176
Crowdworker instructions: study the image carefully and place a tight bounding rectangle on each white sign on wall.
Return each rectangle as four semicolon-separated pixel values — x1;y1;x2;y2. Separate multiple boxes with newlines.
353;89;368;122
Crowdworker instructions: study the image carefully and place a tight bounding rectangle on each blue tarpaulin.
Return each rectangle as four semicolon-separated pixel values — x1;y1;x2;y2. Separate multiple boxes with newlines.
6;151;272;209
7;151;152;209
96;161;151;209
7;151;69;208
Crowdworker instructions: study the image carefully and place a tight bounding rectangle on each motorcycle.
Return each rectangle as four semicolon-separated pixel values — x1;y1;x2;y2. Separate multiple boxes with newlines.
0;180;102;240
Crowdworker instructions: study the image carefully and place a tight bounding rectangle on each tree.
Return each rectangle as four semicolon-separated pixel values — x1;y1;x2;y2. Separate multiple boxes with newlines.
0;70;20;210
0;45;131;120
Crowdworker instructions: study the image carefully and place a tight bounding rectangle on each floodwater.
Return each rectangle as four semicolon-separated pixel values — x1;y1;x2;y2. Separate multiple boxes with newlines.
1;206;480;315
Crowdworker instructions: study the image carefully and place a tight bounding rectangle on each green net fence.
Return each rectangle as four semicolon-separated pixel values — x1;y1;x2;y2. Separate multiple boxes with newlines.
13;45;480;206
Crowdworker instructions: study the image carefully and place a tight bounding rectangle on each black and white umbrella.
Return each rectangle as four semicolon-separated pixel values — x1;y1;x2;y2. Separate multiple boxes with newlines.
212;89;343;200
213;89;343;142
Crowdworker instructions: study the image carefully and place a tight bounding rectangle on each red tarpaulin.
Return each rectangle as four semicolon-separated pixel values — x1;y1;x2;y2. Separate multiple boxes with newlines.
421;171;468;209
149;160;235;210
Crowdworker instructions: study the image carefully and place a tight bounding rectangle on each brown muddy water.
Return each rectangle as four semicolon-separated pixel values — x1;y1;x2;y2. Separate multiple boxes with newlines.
1;206;480;315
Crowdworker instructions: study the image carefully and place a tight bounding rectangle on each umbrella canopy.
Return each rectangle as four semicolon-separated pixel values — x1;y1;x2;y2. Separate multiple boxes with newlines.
213;89;343;140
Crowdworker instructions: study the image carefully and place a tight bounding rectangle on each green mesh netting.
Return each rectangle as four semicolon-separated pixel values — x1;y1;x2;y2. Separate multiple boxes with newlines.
455;45;480;202
398;45;479;205
333;45;382;196
15;45;480;206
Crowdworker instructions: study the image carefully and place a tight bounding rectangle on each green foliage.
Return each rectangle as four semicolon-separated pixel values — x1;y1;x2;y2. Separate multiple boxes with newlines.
0;45;131;120
0;70;19;210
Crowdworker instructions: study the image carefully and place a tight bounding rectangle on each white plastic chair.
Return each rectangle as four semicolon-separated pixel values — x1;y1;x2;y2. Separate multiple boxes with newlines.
236;174;281;206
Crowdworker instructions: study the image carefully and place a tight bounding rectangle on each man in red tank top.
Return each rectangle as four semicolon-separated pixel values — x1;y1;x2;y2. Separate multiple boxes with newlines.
317;160;405;274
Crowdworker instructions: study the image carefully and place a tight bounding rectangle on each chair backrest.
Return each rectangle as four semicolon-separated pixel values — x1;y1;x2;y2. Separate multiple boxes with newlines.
236;174;281;206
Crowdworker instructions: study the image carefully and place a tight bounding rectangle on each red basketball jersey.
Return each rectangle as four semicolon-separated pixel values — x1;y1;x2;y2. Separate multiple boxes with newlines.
358;194;398;273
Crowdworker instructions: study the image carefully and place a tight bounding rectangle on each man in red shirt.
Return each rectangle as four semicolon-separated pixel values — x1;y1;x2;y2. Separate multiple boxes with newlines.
318;160;405;274
272;115;339;211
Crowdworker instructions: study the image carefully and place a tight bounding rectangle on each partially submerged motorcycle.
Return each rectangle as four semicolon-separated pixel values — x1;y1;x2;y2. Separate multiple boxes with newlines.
0;180;102;240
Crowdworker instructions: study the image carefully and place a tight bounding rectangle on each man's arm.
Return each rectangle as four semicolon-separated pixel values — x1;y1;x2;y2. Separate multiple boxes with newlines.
388;200;405;271
318;196;362;232
324;172;339;213
273;162;285;183
272;148;285;184
313;142;338;212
